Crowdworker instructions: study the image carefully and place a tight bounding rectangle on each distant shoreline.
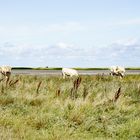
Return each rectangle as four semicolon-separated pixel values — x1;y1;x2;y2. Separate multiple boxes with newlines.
12;67;140;70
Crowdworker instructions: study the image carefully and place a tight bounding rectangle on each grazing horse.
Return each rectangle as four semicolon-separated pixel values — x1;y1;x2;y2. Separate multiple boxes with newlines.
109;66;125;78
62;68;79;79
0;66;12;81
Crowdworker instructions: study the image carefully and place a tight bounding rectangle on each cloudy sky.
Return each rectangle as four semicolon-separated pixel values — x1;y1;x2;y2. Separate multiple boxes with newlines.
0;0;140;67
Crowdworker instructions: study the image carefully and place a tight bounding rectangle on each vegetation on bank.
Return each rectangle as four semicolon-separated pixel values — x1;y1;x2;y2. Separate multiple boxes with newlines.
0;74;140;139
12;67;140;70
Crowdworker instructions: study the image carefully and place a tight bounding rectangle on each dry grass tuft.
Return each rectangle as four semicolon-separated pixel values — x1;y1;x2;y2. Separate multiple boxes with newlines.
56;89;61;97
9;79;19;87
71;77;82;99
36;81;42;94
83;86;88;100
113;87;121;102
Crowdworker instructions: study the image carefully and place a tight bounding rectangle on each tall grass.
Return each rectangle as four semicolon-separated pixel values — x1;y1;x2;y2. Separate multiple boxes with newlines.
0;74;140;139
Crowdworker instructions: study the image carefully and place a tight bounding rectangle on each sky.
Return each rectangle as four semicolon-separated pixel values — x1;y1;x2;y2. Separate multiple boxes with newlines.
0;0;140;67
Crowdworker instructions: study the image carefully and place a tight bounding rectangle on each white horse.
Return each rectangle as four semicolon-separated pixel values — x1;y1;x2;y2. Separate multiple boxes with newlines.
0;66;12;81
110;66;125;78
62;68;79;79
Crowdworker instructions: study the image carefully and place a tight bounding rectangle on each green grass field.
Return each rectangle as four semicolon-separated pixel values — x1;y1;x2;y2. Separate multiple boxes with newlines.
0;75;140;140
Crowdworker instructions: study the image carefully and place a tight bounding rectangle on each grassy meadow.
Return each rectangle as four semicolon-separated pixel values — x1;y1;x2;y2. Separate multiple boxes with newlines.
0;74;140;140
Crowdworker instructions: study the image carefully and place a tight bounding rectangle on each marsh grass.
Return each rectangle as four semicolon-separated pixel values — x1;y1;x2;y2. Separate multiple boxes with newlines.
0;74;140;139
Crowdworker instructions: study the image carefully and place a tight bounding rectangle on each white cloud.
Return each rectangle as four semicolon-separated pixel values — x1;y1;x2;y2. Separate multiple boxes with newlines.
56;42;74;49
114;38;139;46
0;39;140;67
117;19;140;26
99;38;140;66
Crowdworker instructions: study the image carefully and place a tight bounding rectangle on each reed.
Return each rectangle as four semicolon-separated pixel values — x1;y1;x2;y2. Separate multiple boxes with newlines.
36;81;42;94
71;77;82;99
113;87;121;102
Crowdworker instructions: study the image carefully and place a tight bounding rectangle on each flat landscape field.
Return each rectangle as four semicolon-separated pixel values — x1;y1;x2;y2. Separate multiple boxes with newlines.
0;74;140;139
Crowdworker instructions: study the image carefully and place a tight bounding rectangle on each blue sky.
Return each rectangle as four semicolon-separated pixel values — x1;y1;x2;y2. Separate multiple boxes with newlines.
0;0;140;67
